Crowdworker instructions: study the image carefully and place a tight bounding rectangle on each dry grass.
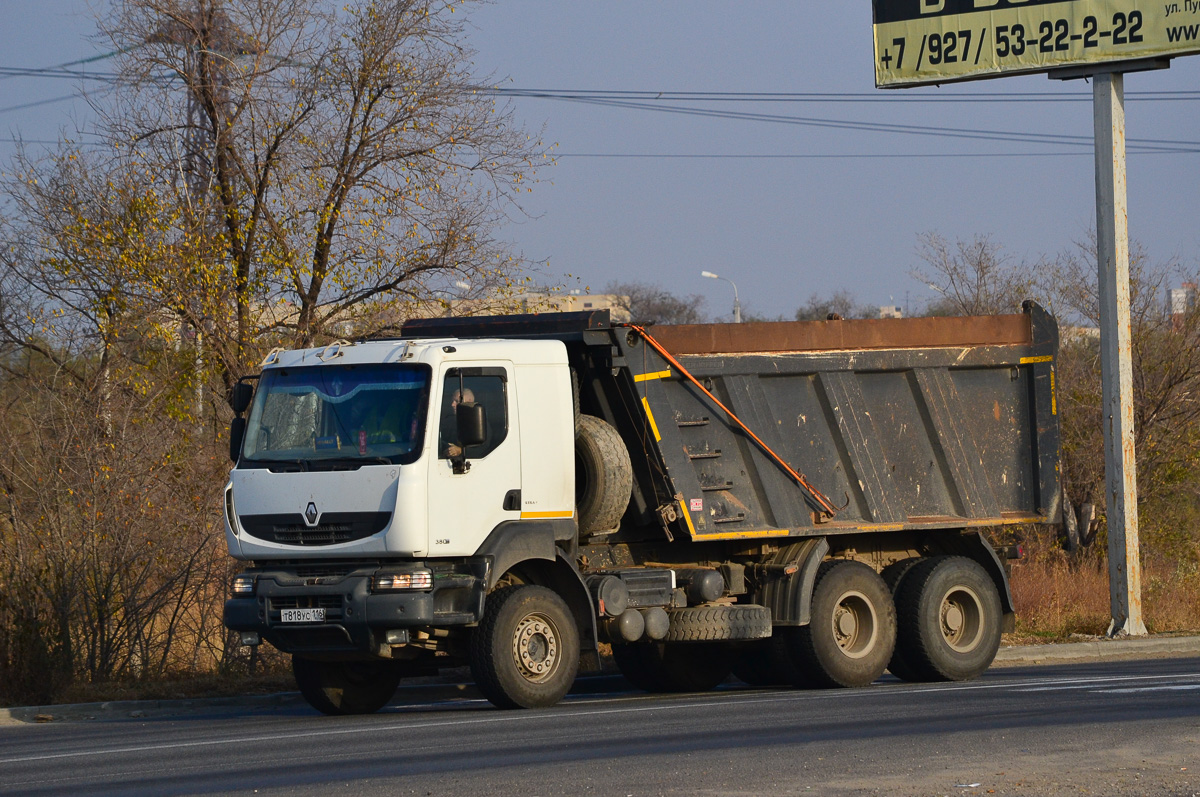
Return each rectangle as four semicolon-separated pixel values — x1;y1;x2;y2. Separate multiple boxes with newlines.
1008;530;1200;640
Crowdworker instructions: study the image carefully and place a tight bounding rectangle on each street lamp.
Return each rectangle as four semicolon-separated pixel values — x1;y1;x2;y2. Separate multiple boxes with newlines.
701;270;742;323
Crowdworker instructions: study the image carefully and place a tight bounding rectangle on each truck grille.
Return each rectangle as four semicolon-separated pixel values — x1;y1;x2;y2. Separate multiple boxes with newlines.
239;512;391;546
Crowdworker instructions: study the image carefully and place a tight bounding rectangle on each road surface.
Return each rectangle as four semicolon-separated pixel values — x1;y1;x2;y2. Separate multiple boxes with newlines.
1;657;1197;796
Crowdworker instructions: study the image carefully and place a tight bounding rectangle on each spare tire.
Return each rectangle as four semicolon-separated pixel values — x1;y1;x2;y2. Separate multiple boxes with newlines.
575;414;632;536
663;604;773;642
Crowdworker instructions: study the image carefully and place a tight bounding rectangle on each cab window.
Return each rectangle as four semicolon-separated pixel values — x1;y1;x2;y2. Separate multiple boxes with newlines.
438;368;508;460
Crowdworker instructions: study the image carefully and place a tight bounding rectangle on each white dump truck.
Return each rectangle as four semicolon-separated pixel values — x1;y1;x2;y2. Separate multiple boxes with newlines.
223;305;1059;712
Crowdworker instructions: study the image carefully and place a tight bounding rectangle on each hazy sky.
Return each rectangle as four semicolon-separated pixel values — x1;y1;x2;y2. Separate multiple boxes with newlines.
3;1;1198;320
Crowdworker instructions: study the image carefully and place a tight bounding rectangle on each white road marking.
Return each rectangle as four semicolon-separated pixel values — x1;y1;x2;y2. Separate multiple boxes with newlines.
1093;684;1200;694
2;670;1198;766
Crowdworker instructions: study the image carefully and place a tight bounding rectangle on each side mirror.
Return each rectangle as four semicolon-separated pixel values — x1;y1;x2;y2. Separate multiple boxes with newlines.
229;382;254;415
229;416;247;463
457;402;487;447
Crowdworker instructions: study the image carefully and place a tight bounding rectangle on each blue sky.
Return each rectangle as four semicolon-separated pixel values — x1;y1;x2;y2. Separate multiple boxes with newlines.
3;1;1198;319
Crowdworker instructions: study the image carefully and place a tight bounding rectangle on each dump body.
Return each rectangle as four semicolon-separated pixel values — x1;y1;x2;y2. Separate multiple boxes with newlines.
622;306;1059;540
404;301;1060;545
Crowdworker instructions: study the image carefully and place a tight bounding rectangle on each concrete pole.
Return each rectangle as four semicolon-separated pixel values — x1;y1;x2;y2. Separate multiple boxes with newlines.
1093;72;1147;637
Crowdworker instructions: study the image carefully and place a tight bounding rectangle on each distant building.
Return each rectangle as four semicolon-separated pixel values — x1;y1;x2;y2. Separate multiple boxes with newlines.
1061;326;1101;346
516;292;631;321
878;305;903;319
1169;282;1197;330
443;292;631;323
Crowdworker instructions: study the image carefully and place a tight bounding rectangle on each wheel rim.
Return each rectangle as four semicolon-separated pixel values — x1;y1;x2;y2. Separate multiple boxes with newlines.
831;590;878;659
512;612;560;683
940;586;984;653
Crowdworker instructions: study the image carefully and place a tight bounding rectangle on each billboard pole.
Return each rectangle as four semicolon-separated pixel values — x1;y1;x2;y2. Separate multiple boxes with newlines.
1093;71;1148;637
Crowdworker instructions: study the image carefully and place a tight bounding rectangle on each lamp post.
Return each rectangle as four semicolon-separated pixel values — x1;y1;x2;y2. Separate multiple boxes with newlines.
701;270;742;323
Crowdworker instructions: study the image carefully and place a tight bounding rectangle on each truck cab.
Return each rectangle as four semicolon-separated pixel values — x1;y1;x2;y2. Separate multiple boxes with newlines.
223;337;584;709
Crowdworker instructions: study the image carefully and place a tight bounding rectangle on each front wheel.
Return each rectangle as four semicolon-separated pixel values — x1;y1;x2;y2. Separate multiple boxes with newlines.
470;585;580;709
292;656;402;716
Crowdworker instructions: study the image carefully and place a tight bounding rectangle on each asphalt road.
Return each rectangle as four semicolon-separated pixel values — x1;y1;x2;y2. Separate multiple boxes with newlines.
2;657;1198;797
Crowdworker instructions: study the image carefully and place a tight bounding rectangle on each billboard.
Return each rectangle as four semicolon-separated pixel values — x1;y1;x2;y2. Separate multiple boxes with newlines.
873;0;1200;87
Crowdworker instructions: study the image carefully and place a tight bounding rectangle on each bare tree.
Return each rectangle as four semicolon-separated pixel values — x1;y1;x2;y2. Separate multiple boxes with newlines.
606;281;707;325
793;290;875;321
6;0;544;385
912;232;1039;316
1037;236;1200;512
0;0;547;704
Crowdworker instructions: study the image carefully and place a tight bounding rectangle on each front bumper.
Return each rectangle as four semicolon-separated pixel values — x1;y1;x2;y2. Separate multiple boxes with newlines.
223;559;489;658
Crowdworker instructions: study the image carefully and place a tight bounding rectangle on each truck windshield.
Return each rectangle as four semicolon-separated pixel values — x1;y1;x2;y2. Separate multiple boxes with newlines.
241;363;431;467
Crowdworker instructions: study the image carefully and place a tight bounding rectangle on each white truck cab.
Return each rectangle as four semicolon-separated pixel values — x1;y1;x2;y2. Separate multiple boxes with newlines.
225;337;575;561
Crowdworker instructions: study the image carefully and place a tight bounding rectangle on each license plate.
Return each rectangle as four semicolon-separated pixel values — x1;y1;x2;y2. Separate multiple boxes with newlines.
281;608;325;623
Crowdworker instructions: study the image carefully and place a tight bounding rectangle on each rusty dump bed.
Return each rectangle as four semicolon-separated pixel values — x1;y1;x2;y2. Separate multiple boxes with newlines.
401;303;1060;544
647;313;1033;355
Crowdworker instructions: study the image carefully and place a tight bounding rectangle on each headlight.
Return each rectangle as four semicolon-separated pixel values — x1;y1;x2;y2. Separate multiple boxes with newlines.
231;574;256;596
372;570;433;591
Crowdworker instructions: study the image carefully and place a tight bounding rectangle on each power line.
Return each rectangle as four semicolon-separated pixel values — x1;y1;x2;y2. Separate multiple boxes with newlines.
5;67;1200;102
544;95;1200;153
0;48;128;82
2;77;1195;154
549;150;1196;158
0;86;117;115
488;88;1200;103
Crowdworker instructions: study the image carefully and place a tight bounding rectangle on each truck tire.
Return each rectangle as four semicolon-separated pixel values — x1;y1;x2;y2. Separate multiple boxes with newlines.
894;555;1002;682
663;604;772;642
787;560;896;689
469;585;580;709
292;656;402;715
731;634;797;686
612;641;733;693
575;414;632;536
881;558;924;682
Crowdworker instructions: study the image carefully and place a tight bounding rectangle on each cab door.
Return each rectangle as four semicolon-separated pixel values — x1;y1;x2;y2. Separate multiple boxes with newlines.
426;365;521;557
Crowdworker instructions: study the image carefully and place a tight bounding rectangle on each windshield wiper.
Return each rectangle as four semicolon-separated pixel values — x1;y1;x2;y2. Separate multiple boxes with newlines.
262;459;308;473
309;456;392;471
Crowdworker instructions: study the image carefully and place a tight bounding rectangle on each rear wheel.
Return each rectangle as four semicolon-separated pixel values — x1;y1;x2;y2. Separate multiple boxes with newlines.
292;656;402;716
470;585;580;709
787;560;896;688
613;642;734;693
881;558;924;682
894;556;1002;682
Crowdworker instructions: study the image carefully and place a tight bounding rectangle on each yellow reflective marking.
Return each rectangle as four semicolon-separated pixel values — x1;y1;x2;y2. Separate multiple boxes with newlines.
1020;355;1053;364
694;529;789;541
680;504;697;537
642;396;661;442
1051;367;1057;415
635;369;671;383
520;511;574;520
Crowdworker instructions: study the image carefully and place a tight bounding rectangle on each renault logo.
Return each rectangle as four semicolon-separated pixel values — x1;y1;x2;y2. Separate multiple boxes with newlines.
304;502;319;526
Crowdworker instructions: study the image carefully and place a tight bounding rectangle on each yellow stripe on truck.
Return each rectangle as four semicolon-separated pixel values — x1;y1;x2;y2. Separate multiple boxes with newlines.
642;396;662;442
634;369;671;382
520;510;574;520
